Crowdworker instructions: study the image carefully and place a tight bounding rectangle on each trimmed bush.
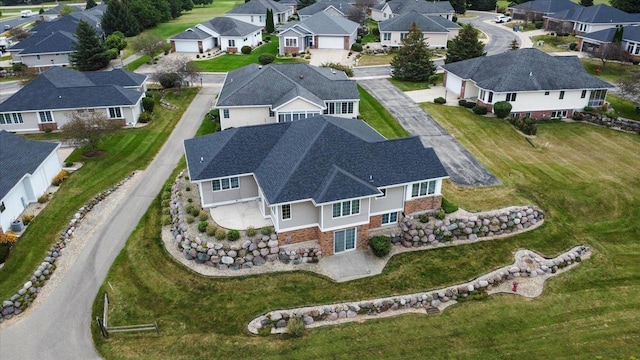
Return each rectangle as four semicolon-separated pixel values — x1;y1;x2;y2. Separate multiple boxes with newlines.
107;48;119;60
138;112;152;123
158;72;182;89
206;224;217;236
493;101;512;118
142;97;155;113
258;53;275;65
535;21;543;29
369;236;392;258
261;226;273;235
198;221;208;233
350;43;363;52
227;229;240;241
186;215;195;224
264;35;271;41
435;210;446;220
162;216;172;225
52;170;69;186
569;42;577;50
472;105;488;115
464;101;476;109
583;106;595;112
199;211;209;221
64;161;74;167
441;197;458;214
287;317;306;337
241;45;252;54
22;214;34;226
572;112;584;121
458;99;467;107
215;228;227;240
38;193;50;204
246;226;257;237
434;97;446;105
12;63;27;72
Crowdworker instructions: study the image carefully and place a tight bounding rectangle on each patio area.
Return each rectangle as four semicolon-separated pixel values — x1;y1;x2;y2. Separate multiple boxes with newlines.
209;200;273;230
404;84;460;105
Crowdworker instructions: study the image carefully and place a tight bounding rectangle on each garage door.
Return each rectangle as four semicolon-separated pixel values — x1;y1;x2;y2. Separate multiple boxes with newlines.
445;72;462;97
173;40;199;53
318;36;344;49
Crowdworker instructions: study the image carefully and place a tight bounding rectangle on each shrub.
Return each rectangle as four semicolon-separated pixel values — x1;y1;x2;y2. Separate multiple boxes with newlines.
429;74;440;85
215;228;227;240
246;226;257;237
569;42;577;51
185;186;191;191
186;205;196;215
158;72;182;89
206;224;217;236
198;221;208;233
0;233;18;245
458;99;467;107
583;106;594;112
22;214;34;226
441;197;458;214
264;35;271;41
258;53;275;65
535;21;543;29
12;63;27;72
52;170;69;186
372;28;380;36
434;97;446;105
142;97;155;113
138;112;152;123
261;226;273;235
287;317;305;337
493;101;513;118
227;229;240;241
161;215;171;225
199;211;209;221
186;215;195;224
369;236;392;257
64;161;74;167
38;193;50;204
507;117;538;135
320;62;353;77
472;105;488;115
107;48;119;60
419;214;430;223
435;210;446;220
241;45;252;54
464;101;476;109
572;112;584;121
350;43;363;52
44;128;52;134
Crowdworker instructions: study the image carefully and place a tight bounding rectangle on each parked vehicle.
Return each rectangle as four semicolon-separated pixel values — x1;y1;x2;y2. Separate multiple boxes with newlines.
21;10;33;18
494;15;512;23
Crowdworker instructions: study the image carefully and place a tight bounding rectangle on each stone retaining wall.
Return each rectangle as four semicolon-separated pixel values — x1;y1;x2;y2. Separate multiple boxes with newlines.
248;245;591;334
0;173;137;324
578;112;640;134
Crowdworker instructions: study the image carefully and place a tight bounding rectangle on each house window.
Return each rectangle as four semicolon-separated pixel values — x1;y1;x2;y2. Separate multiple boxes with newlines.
544;91;550;95
506;93;517;102
212;176;239;191
251;16;254;22
383;32;391;41
411;180;436;198
0;113;18;124
400;33;408;40
108;107;122;119
334;228;356;253
268;108;274;117
223;109;230;119
381;212;398;225
0;201;5;213
559;91;565;100
278;111;321;122
323;102;354;115
376;188;386;198
511;112;520;118
38;111;54;123
332;200;360;218
551;110;568;118
487;91;493;103
285;37;298;47
479;90;485;101
259;16;264;22
12;113;24;124
228;39;235;47
588;89;607;107
282;204;291;220
36;55;41;60
581;90;587;98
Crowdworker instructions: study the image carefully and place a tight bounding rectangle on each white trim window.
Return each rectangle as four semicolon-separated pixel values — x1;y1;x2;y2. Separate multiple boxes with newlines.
559;91;565;100
278;111;321;122
551;110;567;118
334;227;356;253
381;212;398;225
383;32;391;41
212;176;239;192
282;204;291;220
323;101;354;115
0;113;23;124
411;180;436;198
38;111;54;123
228;39;236;47
108;107;122;119
506;92;517;102
400;33;408;40
223;109;230;119
332;199;360;218
285;37;298;47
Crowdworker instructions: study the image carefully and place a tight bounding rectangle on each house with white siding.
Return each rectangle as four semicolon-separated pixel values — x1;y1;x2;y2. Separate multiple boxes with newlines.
544;3;640;35
277;11;359;54
170;17;263;53
577;25;640;63
371;0;454;22
379;10;460;49
225;0;293;27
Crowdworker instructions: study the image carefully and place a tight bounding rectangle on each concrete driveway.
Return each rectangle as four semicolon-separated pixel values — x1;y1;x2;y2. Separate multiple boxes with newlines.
309;49;354;67
358;79;501;187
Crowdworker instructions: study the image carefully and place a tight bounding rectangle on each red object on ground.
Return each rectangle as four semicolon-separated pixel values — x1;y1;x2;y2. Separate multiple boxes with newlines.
512;281;518;292
595;68;600;75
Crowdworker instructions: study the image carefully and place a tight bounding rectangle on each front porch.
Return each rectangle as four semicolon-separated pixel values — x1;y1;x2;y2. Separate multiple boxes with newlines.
209;200;273;230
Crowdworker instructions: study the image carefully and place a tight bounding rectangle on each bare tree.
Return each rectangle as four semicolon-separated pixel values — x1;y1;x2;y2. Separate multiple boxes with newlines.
151;55;201;88
60;112;122;155
591;43;628;69
9;27;30;41
347;8;366;25
130;33;166;58
354;0;376;15
618;70;640;100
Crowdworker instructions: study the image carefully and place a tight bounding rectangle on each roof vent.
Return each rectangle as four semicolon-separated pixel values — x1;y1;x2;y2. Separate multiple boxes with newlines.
299;74;304;79
332;70;336;74
258;65;262;69
529;72;532;76
200;156;204;163
369;175;373;182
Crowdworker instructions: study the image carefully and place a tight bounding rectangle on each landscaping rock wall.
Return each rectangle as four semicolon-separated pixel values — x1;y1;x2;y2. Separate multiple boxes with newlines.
578;112;640;134
0;173;137;324
248;245;591;334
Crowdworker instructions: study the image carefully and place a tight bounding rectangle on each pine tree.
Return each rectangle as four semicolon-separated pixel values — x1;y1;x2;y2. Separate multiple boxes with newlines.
390;22;436;82
509;38;519;50
579;0;593;6
610;0;640;13
445;24;486;64
101;0;141;36
265;9;275;33
86;0;98;10
70;20;111;71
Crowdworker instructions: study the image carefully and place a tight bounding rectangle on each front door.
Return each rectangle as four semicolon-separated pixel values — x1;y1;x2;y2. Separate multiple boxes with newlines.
334;228;356;254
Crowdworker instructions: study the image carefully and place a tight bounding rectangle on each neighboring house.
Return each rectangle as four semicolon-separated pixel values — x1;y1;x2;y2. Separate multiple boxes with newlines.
170;17;263;53
0;67;147;132
0;131;61;234
371;0;454;22
39;4;82;22
279;0;299;13
8;10;104;68
225;0;293;27
440;48;614;119
577;25;640;62
298;0;361;20
183;116;449;256
508;0;581;22
544;4;640;35
379;10;460;49
216;63;359;130
277;11;359;54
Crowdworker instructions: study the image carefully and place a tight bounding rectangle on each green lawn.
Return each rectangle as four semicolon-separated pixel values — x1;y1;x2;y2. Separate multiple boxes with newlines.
581;58;638;84
531;34;578;52
0;88;199;301
362;19;379;44
388;78;431;91
125;55;151;72
607;93;640;121
358;85;409;139
357;53;394;66
194;38;298;72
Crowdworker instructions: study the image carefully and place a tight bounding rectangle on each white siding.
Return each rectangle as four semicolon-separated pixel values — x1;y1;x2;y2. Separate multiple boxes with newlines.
445;72;463;96
381;31;449;48
498;89;593;113
219;106;274;130
221;30;262;52
20;53;71;67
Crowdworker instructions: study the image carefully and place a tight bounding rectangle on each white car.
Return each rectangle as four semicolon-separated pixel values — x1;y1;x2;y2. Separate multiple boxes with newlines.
494;15;512;23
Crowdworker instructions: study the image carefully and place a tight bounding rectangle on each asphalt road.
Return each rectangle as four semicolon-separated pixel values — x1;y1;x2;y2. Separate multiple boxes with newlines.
358;79;501;187
460;11;517;55
0;83;220;359
0;14;36;33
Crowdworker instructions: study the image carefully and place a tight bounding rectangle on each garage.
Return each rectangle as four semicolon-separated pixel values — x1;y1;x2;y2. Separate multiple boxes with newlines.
318;36;345;49
173;40;200;53
445;72;462;97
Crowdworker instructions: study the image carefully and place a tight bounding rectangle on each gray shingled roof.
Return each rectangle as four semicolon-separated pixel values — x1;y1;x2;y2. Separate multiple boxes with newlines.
17;31;76;55
298;0;358;16
171;27;211;40
201;17;263;36
11;13;102;54
0;67;145;112
509;0;581;14
280;11;358;34
216;63;359;108
378;0;454;16
226;0;290;15
440;48;613;92
580;25;640;43
379;11;457;32
184;116;448;205
0;131;59;201
547;4;640;24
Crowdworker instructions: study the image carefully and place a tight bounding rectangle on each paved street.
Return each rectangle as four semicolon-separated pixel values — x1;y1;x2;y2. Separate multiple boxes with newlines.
460;11;518;55
358;79;501;187
0;83;220;360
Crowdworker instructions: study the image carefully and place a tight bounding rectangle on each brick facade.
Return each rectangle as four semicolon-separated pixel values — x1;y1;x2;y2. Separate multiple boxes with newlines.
284;46;298;55
404;195;442;215
227;47;237;54
38;123;58;132
510;109;575;120
477;99;493;112
277;223;373;257
343;36;349;50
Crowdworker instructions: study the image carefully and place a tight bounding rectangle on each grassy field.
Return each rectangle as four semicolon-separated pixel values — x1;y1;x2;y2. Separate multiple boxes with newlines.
581;58;638;84
358;85;409;139
531;34;578;52
194;38;298;72
607;94;640;121
93;91;639;358
388;78;431;91
0;88;199;301
357;53;394;66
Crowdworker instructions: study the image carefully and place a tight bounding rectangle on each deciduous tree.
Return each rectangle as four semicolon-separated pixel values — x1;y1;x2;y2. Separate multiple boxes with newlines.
70;20;111;71
86;0;98;10
192;0;213;6
580;0;594;7
105;31;127;51
390;22;436;82
60;112;122;155
445;24;486;63
131;33;166;58
151;55;201;88
610;0;640;13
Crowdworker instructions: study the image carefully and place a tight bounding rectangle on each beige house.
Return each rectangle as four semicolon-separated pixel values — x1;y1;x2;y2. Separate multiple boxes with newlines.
379;11;460;49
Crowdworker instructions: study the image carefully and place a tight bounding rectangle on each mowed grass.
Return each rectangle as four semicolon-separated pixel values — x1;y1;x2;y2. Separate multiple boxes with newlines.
531;34;578;52
581;58;637;84
93;95;640;358
194;38;298;72
358;85;409;139
0;88;199;301
357;53;394;66
607;94;640;121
